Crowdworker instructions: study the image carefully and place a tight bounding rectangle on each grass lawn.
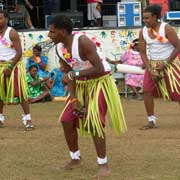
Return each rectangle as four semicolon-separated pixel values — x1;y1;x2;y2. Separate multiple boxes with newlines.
0;98;180;180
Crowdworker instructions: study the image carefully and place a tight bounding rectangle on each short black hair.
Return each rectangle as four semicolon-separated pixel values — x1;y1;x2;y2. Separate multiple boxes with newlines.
144;4;162;19
49;15;73;34
33;44;42;52
29;64;38;71
132;38;139;45
0;10;9;18
130;38;139;49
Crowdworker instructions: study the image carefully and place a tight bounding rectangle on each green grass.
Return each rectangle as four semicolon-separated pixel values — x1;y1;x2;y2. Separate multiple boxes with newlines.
0;99;180;180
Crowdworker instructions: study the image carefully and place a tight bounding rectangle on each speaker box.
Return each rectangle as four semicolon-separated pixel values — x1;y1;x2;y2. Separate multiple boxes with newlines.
8;13;25;29
45;11;83;29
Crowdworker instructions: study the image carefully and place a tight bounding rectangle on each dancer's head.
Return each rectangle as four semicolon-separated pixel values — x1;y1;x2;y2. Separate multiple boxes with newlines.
0;10;8;29
143;4;162;28
48;15;73;44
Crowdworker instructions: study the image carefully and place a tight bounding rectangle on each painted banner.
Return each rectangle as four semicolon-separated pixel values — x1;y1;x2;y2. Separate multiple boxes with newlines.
19;26;179;71
19;28;140;71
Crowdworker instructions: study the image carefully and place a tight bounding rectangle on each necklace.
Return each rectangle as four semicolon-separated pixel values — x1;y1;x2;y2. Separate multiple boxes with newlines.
149;28;168;43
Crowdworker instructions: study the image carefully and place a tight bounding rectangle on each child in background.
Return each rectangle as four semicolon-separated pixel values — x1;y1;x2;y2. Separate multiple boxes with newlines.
106;38;144;100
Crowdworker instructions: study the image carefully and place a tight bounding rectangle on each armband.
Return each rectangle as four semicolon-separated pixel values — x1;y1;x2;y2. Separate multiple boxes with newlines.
67;71;74;80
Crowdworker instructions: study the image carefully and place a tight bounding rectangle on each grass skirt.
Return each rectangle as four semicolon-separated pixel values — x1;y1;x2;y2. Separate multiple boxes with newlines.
149;58;180;101
0;61;28;103
61;74;127;138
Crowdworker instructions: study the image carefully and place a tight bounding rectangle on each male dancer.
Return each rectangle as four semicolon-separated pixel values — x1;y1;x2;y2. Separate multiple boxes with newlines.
0;10;33;129
48;15;127;177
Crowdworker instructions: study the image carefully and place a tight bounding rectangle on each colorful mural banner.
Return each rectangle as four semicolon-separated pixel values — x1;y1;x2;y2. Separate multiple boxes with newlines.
19;28;140;71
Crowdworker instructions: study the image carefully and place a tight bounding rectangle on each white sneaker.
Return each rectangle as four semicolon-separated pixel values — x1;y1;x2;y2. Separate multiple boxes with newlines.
0;114;5;122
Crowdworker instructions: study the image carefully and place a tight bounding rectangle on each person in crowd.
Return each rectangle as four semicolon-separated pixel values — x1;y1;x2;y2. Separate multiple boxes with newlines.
15;0;35;29
139;4;180;130
48;67;68;97
26;44;48;78
27;65;51;103
106;38;144;100
87;0;103;27
48;15;127;177
0;10;33;129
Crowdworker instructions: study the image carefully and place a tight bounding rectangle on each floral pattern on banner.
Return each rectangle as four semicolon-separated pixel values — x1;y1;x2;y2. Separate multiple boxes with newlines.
20;28;142;70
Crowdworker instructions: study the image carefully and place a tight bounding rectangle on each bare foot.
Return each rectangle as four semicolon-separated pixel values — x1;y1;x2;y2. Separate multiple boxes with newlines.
94;164;111;178
63;159;82;170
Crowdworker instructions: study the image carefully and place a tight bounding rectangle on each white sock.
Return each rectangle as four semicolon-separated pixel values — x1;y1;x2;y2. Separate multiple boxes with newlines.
0;114;5;122
22;114;31;125
69;150;81;160
148;115;156;124
97;156;108;165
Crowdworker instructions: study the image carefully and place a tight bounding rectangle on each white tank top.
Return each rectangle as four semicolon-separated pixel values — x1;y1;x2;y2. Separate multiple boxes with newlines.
143;22;174;60
56;34;111;71
0;27;16;61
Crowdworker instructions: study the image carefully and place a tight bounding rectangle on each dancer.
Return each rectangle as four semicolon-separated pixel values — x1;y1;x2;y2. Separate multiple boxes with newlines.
48;15;127;177
0;10;33;129
139;4;180;129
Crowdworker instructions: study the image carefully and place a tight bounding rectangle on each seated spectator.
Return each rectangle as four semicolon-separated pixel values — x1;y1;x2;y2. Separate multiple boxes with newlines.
27;65;51;103
106;38;144;100
47;68;68;97
26;45;48;78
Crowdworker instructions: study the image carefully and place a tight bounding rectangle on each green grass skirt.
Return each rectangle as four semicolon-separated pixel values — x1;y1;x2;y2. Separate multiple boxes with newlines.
0;61;28;103
150;58;180;100
69;74;127;138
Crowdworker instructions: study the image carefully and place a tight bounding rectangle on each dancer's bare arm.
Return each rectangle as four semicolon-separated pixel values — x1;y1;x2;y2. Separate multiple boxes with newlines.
139;29;150;71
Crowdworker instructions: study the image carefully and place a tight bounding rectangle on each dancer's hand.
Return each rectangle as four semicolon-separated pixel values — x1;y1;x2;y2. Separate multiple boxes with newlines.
62;74;71;83
3;68;12;77
155;62;165;71
62;71;75;83
150;69;163;81
71;99;85;118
